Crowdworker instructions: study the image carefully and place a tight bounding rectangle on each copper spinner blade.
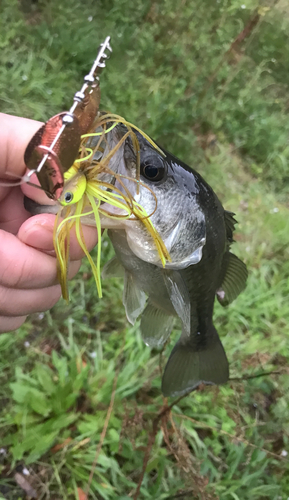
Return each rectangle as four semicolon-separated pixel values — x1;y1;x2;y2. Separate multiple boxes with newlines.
24;113;81;198
23;36;112;199
74;83;101;135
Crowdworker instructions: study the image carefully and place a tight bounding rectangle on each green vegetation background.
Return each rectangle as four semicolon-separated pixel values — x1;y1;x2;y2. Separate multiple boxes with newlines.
1;0;289;498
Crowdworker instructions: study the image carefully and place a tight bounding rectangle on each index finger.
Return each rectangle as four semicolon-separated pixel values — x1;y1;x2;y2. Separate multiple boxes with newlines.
0;113;42;179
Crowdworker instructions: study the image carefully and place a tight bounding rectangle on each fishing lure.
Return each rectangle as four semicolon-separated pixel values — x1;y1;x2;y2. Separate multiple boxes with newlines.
8;36;171;300
23;36;112;199
52;117;171;300
1;36;112;198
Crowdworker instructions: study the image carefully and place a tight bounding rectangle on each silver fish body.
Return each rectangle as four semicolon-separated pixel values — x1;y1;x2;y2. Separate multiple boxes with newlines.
24;125;248;397
102;127;247;397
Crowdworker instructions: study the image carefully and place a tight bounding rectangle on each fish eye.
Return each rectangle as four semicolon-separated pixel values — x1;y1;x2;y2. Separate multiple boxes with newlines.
64;191;74;203
140;156;166;182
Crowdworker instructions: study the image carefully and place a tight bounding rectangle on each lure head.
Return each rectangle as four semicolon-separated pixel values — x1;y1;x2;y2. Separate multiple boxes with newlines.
58;167;87;207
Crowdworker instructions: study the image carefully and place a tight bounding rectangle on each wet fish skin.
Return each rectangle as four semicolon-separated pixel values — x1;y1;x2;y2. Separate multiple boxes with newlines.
114;129;208;268
24;127;247;398
103;130;247;397
106;223;231;397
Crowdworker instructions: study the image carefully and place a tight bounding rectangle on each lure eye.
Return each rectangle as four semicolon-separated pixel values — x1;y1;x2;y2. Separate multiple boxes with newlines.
140;156;166;182
64;191;74;203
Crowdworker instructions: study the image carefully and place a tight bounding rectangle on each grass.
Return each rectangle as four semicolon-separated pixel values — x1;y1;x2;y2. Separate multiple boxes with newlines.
1;0;289;498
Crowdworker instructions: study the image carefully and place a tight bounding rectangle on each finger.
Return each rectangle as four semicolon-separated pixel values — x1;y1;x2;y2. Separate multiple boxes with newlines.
0;114;42;179
0;315;27;334
0;283;62;317
0;186;30;234
0;230;81;289
21;172;57;205
18;214;98;260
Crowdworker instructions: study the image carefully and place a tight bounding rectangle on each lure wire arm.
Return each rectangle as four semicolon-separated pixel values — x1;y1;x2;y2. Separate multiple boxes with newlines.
33;36;112;178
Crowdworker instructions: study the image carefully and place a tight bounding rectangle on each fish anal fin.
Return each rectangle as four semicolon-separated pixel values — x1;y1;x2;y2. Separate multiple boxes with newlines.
162;324;229;397
141;302;174;347
123;271;146;324
102;255;124;279
217;252;248;307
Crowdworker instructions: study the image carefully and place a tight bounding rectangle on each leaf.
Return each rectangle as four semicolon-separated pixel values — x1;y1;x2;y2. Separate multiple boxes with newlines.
76;357;87;373
51;437;72;453
8;413;78;462
35;363;55;395
52;350;68;385
77;487;87;500
27;390;50;417
10;381;31;404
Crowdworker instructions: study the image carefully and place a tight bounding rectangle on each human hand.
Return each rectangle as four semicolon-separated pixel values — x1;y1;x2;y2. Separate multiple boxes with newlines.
0;113;98;333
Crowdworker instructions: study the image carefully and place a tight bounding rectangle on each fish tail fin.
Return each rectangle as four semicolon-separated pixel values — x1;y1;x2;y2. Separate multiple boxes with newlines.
161;323;229;397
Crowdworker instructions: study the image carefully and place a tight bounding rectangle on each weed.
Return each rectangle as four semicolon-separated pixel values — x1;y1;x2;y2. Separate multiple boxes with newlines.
1;0;289;498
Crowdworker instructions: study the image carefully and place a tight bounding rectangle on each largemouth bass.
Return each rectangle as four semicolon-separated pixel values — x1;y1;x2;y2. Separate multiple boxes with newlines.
25;124;248;397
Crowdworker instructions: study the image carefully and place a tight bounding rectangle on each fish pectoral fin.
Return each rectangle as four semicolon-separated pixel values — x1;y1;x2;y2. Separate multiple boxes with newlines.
123;271;146;325
102;255;124;279
217;252;248;307
161;324;229;397
224;210;237;244
140;301;174;347
163;271;190;335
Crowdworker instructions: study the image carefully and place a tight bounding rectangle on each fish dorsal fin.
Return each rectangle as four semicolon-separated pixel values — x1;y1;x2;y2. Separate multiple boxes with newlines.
102;255;125;279
123;271;146;324
163;271;190;335
224;210;237;244
141;301;174;347
217;252;248;307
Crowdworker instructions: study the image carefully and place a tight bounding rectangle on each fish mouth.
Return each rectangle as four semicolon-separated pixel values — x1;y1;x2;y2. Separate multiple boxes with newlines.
92;123;131;193
24;195;59;215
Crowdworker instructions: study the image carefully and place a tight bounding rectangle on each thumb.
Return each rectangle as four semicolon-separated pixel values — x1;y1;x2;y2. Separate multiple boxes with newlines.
18;213;98;259
18;214;56;253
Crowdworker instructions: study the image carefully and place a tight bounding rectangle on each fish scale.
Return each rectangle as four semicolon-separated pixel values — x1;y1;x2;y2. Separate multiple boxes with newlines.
103;127;247;397
24;123;248;397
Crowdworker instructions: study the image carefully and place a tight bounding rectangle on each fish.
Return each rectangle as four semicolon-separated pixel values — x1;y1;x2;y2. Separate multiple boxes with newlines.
24;124;248;398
